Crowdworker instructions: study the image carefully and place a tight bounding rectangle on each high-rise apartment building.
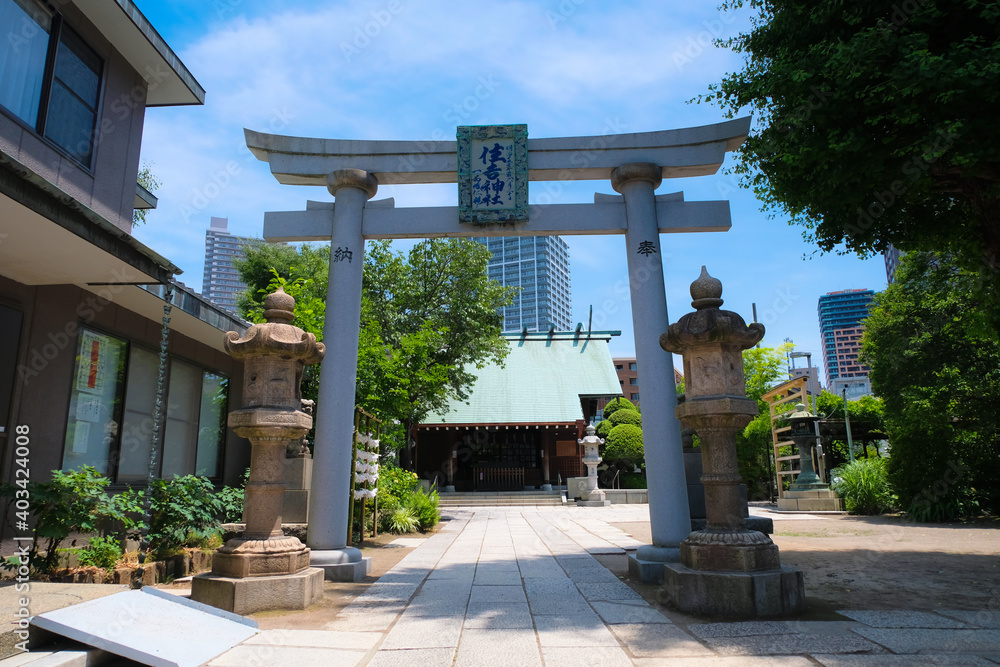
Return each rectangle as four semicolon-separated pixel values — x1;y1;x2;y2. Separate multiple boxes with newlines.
203;217;255;314
474;236;572;332
817;289;875;388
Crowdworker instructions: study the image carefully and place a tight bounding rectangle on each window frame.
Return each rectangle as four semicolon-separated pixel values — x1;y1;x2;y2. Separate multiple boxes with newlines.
0;0;106;170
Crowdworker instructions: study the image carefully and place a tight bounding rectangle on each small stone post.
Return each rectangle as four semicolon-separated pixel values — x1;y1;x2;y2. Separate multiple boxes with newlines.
191;287;326;615
659;267;804;617
577;423;610;507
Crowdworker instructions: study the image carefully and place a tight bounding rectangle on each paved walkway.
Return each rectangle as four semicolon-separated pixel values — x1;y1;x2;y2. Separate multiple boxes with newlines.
204;505;1000;666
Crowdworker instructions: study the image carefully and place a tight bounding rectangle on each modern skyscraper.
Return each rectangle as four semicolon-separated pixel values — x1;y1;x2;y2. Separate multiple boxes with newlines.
884;244;902;284
817;289;875;388
474;236;572;332
203;217;255;314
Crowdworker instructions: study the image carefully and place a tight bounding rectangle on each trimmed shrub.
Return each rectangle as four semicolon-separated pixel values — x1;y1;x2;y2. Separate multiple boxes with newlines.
608;409;641;428
595;419;613;439
604;424;644;467
831;458;896;515
602;397;635;420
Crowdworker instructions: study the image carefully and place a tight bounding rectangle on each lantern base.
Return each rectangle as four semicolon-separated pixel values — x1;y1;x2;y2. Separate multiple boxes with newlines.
191;567;324;615
680;529;781;572
661;563;805;618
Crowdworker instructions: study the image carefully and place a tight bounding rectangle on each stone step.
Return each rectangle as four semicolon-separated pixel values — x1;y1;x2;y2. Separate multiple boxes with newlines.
438;492;564;507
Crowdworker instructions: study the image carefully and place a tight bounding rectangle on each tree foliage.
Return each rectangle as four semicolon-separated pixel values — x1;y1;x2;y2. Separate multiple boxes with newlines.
862;251;1000;520
132;162;161;226
736;343;793;499
704;0;1000;327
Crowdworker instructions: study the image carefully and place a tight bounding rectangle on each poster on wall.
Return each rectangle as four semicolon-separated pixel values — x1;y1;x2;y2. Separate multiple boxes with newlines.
75;330;107;394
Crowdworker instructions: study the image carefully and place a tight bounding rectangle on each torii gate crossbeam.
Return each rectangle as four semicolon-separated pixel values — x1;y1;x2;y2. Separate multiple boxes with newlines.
246;118;751;582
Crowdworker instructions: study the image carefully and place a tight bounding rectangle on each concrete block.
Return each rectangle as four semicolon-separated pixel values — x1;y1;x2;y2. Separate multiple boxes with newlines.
190;567;324;615
776;496;845;511
318;557;371;582
30;587;257;667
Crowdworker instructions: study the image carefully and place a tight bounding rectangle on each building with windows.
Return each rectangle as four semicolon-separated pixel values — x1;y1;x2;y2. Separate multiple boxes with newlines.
817;289;875;388
474;236;572;332
884;245;902;284
0;1;249;502
611;357;683;405
203;217;255;314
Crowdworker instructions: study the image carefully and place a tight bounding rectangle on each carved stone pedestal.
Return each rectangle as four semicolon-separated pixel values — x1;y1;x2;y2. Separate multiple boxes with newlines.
659;268;804;617
191;287;326;614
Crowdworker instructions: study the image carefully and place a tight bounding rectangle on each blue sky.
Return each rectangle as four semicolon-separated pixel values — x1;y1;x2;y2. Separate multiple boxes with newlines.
132;0;887;374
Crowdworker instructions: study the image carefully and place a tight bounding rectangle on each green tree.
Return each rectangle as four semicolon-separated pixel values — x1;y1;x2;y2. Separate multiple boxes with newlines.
703;1;1000;329
736;343;793;499
132;162;161;226
815;391;886;465
862;251;1000;520
236;239;516;468
360;240;516;467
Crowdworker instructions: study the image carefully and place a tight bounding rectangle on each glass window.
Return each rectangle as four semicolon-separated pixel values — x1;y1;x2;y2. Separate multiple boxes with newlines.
162;360;202;479
629;362;637;371
62;329;127;475
0;3;103;166
117;347;158;481
0;0;51;125
629;378;638;386
195;373;228;477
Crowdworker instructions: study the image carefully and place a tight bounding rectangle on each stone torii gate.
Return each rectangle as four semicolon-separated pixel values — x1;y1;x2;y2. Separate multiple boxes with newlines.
245;117;751;581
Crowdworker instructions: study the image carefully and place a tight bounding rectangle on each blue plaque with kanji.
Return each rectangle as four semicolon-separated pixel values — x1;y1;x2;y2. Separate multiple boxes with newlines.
457;124;528;224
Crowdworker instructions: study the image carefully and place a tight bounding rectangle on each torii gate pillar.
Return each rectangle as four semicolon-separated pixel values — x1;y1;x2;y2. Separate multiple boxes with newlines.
308;169;376;581
614;164;692;576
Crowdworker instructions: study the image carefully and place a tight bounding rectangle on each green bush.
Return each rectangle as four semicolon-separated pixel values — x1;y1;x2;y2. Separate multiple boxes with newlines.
620;472;647;489
0;466;139;573
147;475;224;559
595;419;613;439
386;506;419;533
608;409;641;428
604;424;644;467
378;466;420;506
404;487;440;531
77;535;122;573
831;458;896;515
602;397;635;420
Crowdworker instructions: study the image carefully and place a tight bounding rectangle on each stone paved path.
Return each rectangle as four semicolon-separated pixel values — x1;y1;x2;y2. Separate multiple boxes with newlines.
205;505;1000;666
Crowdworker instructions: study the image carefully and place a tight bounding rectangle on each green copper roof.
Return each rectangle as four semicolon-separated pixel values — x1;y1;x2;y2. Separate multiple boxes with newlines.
425;331;623;425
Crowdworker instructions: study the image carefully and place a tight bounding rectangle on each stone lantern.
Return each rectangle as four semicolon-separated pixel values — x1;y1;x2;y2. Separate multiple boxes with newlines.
788;404;823;489
191;287;326;615
577;423;610;507
659;267;804;617
776;403;844;511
